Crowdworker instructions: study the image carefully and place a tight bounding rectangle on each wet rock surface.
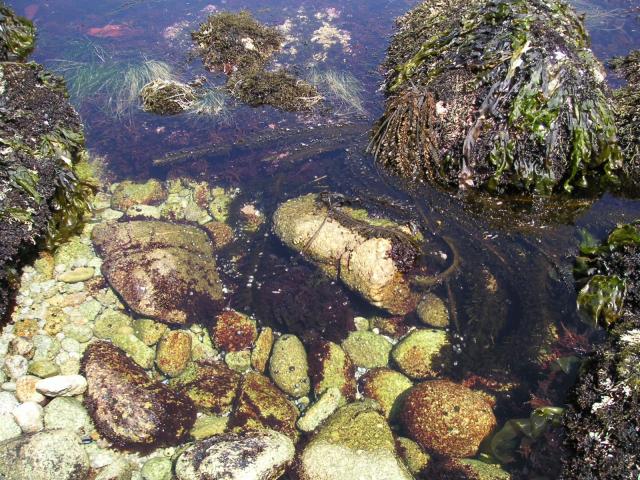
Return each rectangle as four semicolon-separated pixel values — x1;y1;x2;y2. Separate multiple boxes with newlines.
175;429;295;480
81;341;196;449
92;220;225;325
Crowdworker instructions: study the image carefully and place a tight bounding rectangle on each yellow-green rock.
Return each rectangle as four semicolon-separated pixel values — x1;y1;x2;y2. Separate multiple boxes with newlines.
416;294;449;328
225;350;252;373
111;180;167;211
251;327;274;373
269;334;310;398
359;367;413;420
396;437;430;475
112;331;156;369
134;319;168;346
457;459;511;479
342;331;392;369
156;330;192;377
308;340;356;402
391;329;449;379
94;310;134;340
190;415;229;440
57;267;94;283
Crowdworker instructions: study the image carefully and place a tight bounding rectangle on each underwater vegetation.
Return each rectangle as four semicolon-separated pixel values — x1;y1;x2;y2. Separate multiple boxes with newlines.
52;56;174;117
370;0;622;195
309;69;367;117
562;221;640;478
0;3;34;61
192;10;322;112
140;79;197;115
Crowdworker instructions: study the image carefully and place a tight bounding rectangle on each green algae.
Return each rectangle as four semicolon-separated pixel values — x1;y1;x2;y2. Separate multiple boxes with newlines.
0;5;35;61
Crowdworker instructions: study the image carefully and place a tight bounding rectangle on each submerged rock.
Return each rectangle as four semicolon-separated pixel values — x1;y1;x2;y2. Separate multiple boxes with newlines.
401;380;497;458
296;401;414;480
269;334;310;398
155;329;192;377
175;430;295;480
273;194;420;314
391;328;450;379
229;372;299;442
213;310;257;352
342;330;392;369
92;220;225;325
81;341;196;449
140;79;196;115
308;340;356;401
359;367;413;420
110;180;167;211
371;0;621;195
0;429;90;480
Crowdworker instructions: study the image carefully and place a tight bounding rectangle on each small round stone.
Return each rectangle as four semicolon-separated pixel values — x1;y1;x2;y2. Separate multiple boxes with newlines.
341;331;392;369
13;401;44;433
213;310;257;352
141;456;173;480
396;437;430;475
391;328;449;379
156;330;192;377
16;375;46;403
416;294;449;328
359;368;412;420
269;334;310;398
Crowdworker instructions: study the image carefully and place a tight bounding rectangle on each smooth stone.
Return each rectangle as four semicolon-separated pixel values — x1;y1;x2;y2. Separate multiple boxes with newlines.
308;340;356;402
341;331;392;369
58;267;95;283
44;397;94;435
359;367;413;420
95;458;133;480
112;331;156;369
391;329;449;379
0;391;19;415
155;330;192;377
15;375;46;403
175;430;295;480
94;310;134;340
12;401;44;433
416;293;449;328
297;387;342;432
141;457;173;480
0;413;21;441
28;360;61;378
134;319;168;346
224;350;251;373
36;374;87;397
251;327;274;373
63;324;94;343
269;334;310;398
0;429;90;480
190;415;229;440
4;355;28;379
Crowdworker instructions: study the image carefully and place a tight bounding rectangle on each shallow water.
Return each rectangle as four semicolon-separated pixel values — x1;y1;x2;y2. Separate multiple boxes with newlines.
6;0;640;464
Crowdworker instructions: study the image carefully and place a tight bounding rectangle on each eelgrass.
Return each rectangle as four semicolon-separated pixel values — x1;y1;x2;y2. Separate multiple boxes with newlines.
309;69;366;116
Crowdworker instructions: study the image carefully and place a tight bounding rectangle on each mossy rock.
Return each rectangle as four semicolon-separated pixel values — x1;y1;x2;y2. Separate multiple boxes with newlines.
308;340;356;402
140;80;196;115
396;437;430;475
0;5;35;61
391;328;450;379
111;180;167;211
342;331;392;369
133;318;168;346
169;360;240;415
371;0;621;195
229;372;299;442
228;68;322;112
155;330;192;377
212;309;257;352
359;367;413;420
192;11;284;72
416;294;449;328
269;334;310;398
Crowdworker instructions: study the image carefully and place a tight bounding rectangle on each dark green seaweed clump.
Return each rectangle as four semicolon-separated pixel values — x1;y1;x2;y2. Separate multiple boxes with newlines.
370;0;621;195
561;221;640;479
612;51;640;194
192;10;284;73
0;4;35;61
0;7;96;320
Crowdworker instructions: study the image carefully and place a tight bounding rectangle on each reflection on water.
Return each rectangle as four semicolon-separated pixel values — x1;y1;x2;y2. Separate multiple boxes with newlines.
6;0;640;448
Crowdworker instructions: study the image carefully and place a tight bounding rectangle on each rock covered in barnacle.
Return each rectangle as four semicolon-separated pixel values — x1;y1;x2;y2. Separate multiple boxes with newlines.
175;429;295;480
273;193;419;314
401;380;497;458
81;341;196;450
92;220;225;325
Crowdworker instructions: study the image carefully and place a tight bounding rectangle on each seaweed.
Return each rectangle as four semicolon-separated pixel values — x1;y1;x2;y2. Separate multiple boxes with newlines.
139;79;196;115
371;0;622;195
0;4;35;61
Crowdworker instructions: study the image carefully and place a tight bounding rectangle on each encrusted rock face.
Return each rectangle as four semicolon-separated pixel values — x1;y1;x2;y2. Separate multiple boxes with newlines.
308;340;356;402
110;180;167;211
0;429;90;480
175;430;295;480
401;380;497;458
273;194;420;314
296;401;414;480
229;372;299;442
81;341;196;449
92;220;225;325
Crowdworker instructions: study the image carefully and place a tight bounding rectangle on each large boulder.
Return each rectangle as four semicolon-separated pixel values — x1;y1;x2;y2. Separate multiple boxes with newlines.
0;429;89;480
92;220;225;325
273;194;420;314
370;0;621;195
296;401;414;480
175;430;295;480
81;341;196;449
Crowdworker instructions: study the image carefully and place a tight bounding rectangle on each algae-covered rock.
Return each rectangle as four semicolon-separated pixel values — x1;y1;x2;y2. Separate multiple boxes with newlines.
308;340;356;401
401;380;497;458
112;330;156;369
225;349;252;372
92;220;225;325
342;330;392;369
457;459;511;479
269;334;310;398
0;5;35;61
251;327;274;373
111;180;167;211
94;309;134;340
0;429;90;480
175;430;295;480
140;79;196;115
169;360;240;414
391;328;449;379
0;58;93;320
141;457;173;480
296;401;414;480
81;341;196;449
190;414;229;440
133;318;168;346
192;11;284;73
371;0;621;195
229;372;299;442
416;293;449;328
396;437;430;475
212;309;257;352
155;329;191;376
297;386;341;432
43;397;94;435
273;194;420;314
228;68;322;112
359;367;413;420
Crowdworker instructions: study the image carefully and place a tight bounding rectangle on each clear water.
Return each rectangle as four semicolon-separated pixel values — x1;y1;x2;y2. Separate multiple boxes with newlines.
7;0;640;437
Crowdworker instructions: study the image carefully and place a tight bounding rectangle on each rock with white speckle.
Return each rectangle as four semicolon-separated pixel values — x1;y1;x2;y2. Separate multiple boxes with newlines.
36;374;87;397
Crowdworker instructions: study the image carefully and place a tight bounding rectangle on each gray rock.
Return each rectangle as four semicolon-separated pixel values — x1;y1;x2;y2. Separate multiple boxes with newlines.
0;414;21;442
0;391;19;415
175;430;295;480
95;459;133;480
141;457;173;480
44;397;93;435
0;429;90;480
12;401;44;433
